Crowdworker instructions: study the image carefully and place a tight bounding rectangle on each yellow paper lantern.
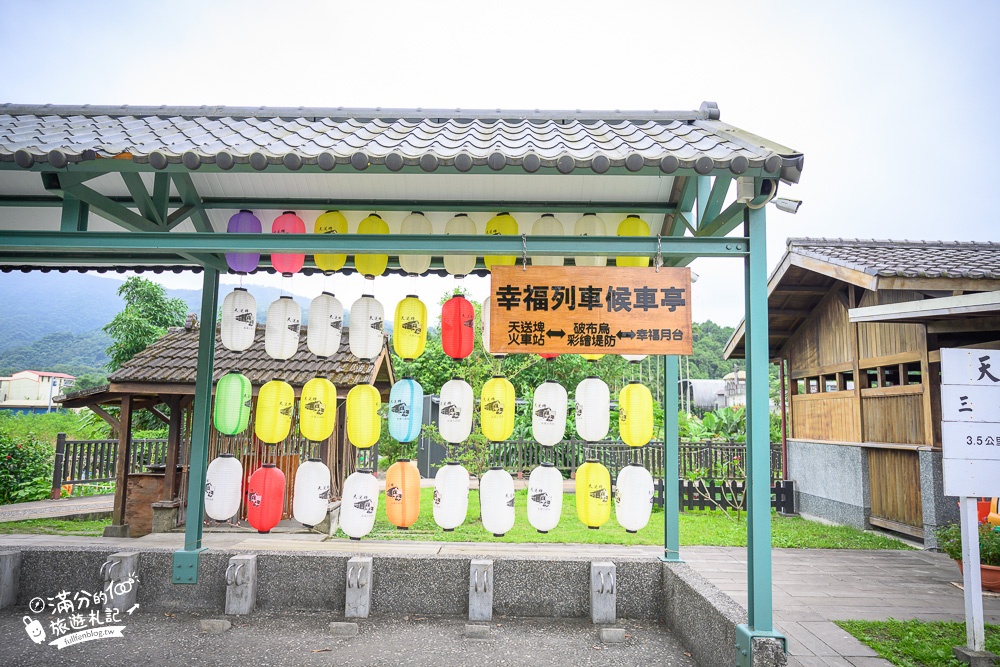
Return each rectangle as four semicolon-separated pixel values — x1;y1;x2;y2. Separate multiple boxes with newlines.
314;210;348;273
255;379;294;444
616;215;651;267
480;376;515;442
484;212;518;269
393;295;427;361
581;353;605;362
299;377;337;442
347;384;381;449
575;459;611;529
354;214;389;278
619;381;654;448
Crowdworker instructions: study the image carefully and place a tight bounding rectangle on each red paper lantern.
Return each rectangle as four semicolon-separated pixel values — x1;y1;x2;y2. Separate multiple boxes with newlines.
271;211;306;276
537;353;560;360
441;293;474;360
246;463;285;534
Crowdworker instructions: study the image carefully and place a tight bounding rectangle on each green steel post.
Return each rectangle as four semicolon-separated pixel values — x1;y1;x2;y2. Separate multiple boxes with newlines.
59;194;88;232
660;354;682;562
172;266;219;584
696;176;710;227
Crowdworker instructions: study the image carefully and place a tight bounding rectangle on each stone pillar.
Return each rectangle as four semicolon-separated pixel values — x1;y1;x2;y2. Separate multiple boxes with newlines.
920;449;959;550
590;561;616;625
225;554;257;616
468;559;493;622
0;551;21;609
100;552;140;614
345;556;373;619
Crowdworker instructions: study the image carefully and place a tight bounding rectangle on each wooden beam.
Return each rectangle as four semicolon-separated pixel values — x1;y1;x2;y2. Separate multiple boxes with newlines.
927;316;1000;334
789;253;878;291
111;394;133;527
849;286;865;442
858;351;922;369
89;404;120;430
772;309;815;319
771;285;831;294
876;276;1000;292
163;396;182;502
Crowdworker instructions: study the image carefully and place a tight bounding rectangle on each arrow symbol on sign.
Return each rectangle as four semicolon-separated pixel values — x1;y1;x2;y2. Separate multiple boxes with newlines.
616;330;636;339
546;329;565;338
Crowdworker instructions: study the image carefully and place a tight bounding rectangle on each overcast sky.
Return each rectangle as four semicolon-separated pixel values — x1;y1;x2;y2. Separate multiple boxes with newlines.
3;0;997;326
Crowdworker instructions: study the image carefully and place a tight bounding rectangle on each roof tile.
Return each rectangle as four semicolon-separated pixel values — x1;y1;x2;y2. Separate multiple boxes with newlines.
788;238;1000;280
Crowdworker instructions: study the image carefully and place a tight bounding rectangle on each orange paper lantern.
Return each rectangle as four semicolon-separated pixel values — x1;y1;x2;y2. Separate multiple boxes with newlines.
385;459;420;529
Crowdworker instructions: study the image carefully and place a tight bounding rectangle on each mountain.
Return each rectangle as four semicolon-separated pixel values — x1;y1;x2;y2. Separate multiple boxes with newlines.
0;329;111;377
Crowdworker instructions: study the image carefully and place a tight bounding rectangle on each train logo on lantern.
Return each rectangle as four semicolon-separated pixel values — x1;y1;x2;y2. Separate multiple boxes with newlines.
205;482;214;498
401;318;422;334
483;399;503;414
353;498;374;513
304;400;325;415
279;405;293;417
390;402;410;417
589;488;608;501
433;490;441;505
248;491;261;507
287;322;300;333
440;403;462;418
506;495;515;507
534;406;556;422
530;490;551;508
330;320;342;330
235;312;254;324
386;486;402;501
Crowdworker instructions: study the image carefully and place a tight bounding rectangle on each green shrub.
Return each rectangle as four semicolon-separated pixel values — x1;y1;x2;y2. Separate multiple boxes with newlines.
936;523;1000;566
0;428;54;504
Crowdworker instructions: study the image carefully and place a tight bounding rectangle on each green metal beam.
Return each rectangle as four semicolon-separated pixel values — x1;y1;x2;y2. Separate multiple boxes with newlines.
660;354;682;563
696;176;710;228
59;195;89;232
700;176;733;229
666;176;699;236
170;174;213;233
152;172;171;223
166;205;196;230
60;184;160;232
121;172;162;226
697;200;747;238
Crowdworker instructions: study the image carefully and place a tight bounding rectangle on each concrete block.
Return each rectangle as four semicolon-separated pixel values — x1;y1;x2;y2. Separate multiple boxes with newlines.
199;619;231;634
100;551;140;614
953;645;1000;667
329;621;358;638
345;556;372;619
0;550;21;610
102;524;131;538
465;624;490;639
751;637;788;667
468;559;493;622
150;501;179;534
318;500;341;536
590;561;616;625
598;627;626;643
225;554;257;616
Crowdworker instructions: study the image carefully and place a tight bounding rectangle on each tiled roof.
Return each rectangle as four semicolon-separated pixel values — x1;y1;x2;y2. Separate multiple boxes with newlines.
788;238;1000;280
0;102;803;182
108;325;384;388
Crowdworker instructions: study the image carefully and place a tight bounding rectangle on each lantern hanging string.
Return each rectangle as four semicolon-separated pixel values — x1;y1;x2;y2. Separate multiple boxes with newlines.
655;235;662;272
521;234;528;271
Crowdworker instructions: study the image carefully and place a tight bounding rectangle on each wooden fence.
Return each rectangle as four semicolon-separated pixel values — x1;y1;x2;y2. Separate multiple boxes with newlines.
51;434;171;491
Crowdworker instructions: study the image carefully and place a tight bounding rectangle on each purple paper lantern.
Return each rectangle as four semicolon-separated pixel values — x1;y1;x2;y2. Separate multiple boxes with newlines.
226;210;261;274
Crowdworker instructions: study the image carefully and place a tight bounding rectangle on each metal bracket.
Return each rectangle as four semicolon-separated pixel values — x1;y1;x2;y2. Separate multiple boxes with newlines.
735;624;787;667
172;548;206;585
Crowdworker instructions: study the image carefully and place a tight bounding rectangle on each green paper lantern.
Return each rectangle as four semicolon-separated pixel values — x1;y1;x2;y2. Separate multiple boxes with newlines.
214;372;252;436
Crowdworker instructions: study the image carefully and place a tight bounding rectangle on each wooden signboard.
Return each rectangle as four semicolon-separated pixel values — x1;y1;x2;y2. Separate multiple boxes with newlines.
489;266;693;356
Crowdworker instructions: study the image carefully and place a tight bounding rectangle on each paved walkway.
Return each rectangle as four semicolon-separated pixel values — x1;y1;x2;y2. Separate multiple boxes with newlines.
0;494;113;522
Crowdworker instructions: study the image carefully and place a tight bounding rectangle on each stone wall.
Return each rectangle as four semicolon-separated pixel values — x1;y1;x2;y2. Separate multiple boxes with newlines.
787;439;870;529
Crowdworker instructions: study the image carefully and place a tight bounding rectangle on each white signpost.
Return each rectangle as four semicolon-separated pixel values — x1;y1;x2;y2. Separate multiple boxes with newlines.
940;348;1000;653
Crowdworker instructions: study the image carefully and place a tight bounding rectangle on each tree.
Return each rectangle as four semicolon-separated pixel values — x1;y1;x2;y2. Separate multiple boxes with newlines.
103;277;187;372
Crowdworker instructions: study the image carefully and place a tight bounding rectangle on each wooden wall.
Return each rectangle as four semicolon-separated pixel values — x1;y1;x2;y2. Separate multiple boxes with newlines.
856;290;925;359
787;288;853;372
790;393;859;441
861;391;925;445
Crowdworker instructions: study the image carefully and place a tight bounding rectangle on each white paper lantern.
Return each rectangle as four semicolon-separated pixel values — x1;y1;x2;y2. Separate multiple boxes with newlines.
292;458;332;527
575;376;610;442
481;296;505;358
574;213;608;267
264;296;301;360
307;292;343;358
444;213;478;276
532;380;567;447
433;462;470;531
480;467;515;537
349;294;384;360
438;378;474;443
340;469;379;540
399;212;433;274
615;463;655;533
622;354;647;362
527;463;563;533
204;453;243;521
220;288;256;352
531;214;565;266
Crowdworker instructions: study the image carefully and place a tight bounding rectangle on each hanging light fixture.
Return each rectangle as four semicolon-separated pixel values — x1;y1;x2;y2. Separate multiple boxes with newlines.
481;376;515;442
527;463;563;533
299;377;337;442
444;213;477;276
531;380;567;447
314;210;348;273
246;463;286;533
484;212;518;270
575;459;611;529
220;288;256;352
226;210;262;274
481;296;505;358
615;463;654;533
433;461;469;531
204;453;243;522
388;378;423;443
346;384;381;449
349;294;384;360
340;469;379;540
622;354;647;363
441;292;474;360
307;292;344;358
255;379;294;444
619;381;654;448
575;376;610;442
531;214;564;266
573;213;607;267
398;211;432;275
354;213;389;278
264;296;301;361
292;458;332;527
385;459;420;529
393;295;427;361
214;372;252;436
438;377;474;443
479;466;515;537
615;215;651;267
271;211;306;275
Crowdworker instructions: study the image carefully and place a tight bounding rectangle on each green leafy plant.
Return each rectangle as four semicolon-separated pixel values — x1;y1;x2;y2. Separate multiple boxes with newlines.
936;523;1000;567
0;427;54;504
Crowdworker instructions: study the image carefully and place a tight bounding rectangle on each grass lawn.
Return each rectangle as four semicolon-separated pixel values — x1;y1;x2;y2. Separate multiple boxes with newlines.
837;619;1000;666
0;518;110;536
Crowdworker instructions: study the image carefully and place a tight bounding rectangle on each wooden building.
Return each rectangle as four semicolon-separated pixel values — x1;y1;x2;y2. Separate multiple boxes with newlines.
726;238;1000;544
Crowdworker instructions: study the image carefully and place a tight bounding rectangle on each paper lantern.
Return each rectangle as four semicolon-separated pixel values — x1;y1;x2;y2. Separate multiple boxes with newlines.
573;213;607;267
615;463;654;533
299;377;337;442
220;288;256;352
433;461;469;531
271;211;306;275
214;372;252;436
575;459;611;529
616;215;651;267
481;376;515;442
531;380;567;447
307;292;343;358
393;295;427;361
399;212;432;274
480;467;515;536
226;210;261;274
246;463;285;533
619;381;654;448
354;213;389;278
481;296;505;358
531;214;565;267
204;453;243;521
388;378;424;443
581;353;604;362
346;384;381;449
538;352;560;360
575;377;610;442
622;354;647;362
443;213;478;276
340;469;378;540
265;296;301;361
385;459;420;529
442;293;474;360
314;210;348;273
438;378;474;443
349;294;384;360
255;379;294;444
292;458;331;527
527;463;563;533
484;212;518;269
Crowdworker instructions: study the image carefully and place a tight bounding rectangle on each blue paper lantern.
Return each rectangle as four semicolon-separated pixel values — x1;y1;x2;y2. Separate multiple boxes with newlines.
388;378;424;443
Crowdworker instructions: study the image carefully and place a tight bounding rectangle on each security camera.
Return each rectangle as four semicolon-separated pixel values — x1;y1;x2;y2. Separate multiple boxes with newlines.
772;198;802;214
